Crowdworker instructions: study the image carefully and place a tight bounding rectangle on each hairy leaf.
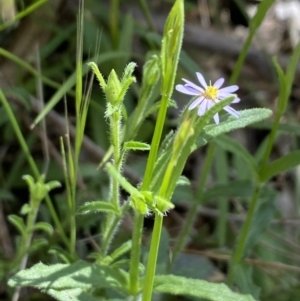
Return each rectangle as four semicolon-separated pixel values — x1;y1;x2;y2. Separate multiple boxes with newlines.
154;274;257;301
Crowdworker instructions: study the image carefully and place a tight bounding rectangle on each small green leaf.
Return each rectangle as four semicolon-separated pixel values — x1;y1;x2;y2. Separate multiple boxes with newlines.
28;238;49;253
106;163;140;196
20;204;31;215
48;247;73;264
154;274;257;301
260;150;300;181
32;222;53;235
77;201;119;215
88;62;106;90
8;215;25;236
124;141;150;151
110;240;132;262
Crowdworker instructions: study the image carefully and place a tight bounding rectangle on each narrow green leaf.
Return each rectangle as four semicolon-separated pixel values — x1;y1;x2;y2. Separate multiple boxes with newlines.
243;190;277;255
213;135;258;180
273;57;287;113
28;238;49;253
250;0;275;31
77;201;119;215
260;150;300;181
202;180;254;202
106;163;140;197
32;222;53;235
285;42;300;87
124;141;150;151
110;240;132;262
8;215;25;236
234;264;261;299
154;274;257;301
48;247;73;264
0;0;47;31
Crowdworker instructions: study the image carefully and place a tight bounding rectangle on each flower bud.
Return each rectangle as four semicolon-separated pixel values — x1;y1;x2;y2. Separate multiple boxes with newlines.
105;69;121;105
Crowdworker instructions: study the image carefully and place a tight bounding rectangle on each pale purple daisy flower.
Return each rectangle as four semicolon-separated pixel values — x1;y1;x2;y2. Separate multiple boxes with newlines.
176;72;240;124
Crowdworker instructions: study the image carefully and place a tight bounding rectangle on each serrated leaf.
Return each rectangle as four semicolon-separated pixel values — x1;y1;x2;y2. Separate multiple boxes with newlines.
124;141;150;151
260;150;300;181
8;215;25;236
77;201;119;215
154;274;257;301
32;222;53;235
8;261;127;292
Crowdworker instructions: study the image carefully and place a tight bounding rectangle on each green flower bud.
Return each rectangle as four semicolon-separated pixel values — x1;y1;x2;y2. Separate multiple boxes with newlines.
22;174;61;205
105;69;121;105
143;55;160;86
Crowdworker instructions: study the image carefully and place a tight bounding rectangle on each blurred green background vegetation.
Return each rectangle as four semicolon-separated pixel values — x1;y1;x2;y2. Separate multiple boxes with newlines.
0;0;300;300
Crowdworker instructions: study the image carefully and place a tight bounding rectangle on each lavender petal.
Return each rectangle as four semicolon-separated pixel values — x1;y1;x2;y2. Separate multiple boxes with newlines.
213;113;220;124
219;85;239;93
213;78;224;88
198;99;208;116
223;105;240;118
176;84;199;95
196;72;208;88
182;78;203;92
188;97;204;110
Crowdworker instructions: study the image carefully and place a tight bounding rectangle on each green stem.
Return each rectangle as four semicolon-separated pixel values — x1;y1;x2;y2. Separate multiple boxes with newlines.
129;93;169;293
142;94;169;189
102;110;122;255
129;213;144;294
259;114;281;172
16;202;39;265
142;214;163;301
169;143;215;268
110;0;120;49
112;111;121;210
12;200;39;301
0;90;70;249
227;184;261;285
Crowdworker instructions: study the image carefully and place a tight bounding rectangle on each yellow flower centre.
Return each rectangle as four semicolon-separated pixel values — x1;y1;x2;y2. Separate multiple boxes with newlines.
202;85;218;101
